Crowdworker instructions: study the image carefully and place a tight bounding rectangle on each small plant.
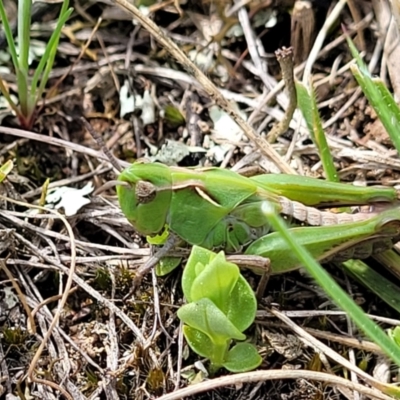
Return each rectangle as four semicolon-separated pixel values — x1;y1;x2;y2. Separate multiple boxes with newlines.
0;0;73;128
177;245;261;374
2;325;29;345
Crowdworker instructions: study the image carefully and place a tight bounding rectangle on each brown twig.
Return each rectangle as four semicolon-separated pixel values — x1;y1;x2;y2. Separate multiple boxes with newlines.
110;0;295;175
80;117;123;173
156;370;392;400
0;260;36;334
0;195;77;399
0;125;130;168
267;47;297;144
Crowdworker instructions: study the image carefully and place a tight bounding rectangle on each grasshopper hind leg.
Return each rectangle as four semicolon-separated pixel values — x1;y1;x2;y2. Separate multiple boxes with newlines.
328;238;397;263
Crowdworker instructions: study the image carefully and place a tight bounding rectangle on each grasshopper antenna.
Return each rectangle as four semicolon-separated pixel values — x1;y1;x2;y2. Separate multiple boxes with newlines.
80;117;123;173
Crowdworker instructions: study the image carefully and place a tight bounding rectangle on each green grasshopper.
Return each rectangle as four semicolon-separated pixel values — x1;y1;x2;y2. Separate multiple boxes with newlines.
116;161;400;275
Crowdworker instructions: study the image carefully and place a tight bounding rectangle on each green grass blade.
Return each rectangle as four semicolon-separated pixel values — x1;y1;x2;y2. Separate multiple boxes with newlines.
17;0;31;72
31;4;73;100
0;0;20;68
261;201;400;371
296;81;339;182
373;79;400;149
347;36;400;155
0;0;30;117
341;259;400;313
16;0;32;115
373;250;400;281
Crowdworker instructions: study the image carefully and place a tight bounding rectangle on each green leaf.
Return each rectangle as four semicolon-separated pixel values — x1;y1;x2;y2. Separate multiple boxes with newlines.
347;35;400;155
164;105;186;126
182;325;215;359
296;81;338;182
177;298;246;344
190;252;239;314
155;256;182;276
31;1;73;100
225;276;257;332
179;246;259;372
342;258;400;314
223;343;262;372
182;246;216;301
0;0;19;69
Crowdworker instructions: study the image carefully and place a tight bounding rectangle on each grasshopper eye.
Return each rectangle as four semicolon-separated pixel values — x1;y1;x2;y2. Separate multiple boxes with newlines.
136;180;157;204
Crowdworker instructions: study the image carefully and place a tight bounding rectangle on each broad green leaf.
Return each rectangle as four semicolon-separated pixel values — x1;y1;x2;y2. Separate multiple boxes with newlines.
182;246;216;301
190;252;239;313
225;276;257;332
177;298;246;344
223;343;262;372
155;256;182;276
195;261;206;277
183;325;229;370
182;325;214;359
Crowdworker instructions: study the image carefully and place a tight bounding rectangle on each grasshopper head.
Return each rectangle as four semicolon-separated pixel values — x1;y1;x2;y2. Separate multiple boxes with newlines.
116;162;172;235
